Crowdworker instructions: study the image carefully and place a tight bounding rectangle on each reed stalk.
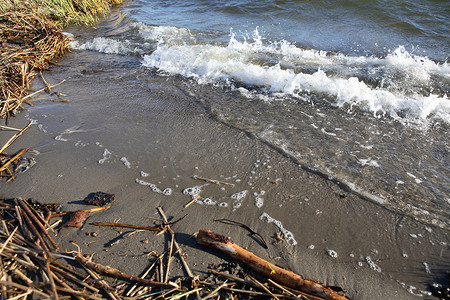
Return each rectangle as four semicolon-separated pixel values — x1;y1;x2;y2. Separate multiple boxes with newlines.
0;0;123;121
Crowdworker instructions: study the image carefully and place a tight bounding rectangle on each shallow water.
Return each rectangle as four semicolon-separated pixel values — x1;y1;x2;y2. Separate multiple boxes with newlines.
69;0;449;229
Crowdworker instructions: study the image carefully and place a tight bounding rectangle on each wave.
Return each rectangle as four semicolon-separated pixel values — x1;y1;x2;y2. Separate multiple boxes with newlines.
70;24;450;125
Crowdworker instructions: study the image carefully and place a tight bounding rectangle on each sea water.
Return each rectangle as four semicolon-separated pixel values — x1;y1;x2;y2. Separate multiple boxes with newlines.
70;0;449;228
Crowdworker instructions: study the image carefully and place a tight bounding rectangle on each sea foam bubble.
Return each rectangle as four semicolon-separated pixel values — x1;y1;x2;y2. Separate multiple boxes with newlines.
260;212;297;245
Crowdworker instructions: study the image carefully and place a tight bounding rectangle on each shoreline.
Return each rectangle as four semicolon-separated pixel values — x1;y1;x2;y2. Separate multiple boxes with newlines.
1;47;448;299
1;1;449;299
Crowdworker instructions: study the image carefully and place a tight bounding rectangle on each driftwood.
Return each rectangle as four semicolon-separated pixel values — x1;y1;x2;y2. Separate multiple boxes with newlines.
197;230;349;300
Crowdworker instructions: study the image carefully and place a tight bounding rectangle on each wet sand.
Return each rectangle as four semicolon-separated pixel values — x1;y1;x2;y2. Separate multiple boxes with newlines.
1;49;448;299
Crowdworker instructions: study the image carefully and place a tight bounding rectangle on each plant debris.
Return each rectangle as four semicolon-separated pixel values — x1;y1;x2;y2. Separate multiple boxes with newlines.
0;4;70;120
64;210;88;227
0;122;32;181
0;198;353;299
83;191;115;206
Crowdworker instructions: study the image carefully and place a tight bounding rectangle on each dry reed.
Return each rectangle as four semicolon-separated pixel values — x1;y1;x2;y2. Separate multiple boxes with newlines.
0;0;123;121
0;2;70;120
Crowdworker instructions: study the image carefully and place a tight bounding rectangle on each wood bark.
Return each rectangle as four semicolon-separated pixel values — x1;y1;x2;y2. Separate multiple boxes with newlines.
197;229;349;300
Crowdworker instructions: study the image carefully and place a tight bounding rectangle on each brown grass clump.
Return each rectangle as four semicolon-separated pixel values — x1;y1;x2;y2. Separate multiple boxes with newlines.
0;3;70;120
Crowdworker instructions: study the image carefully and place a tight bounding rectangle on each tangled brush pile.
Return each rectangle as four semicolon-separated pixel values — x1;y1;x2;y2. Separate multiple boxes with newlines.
0;3;70;119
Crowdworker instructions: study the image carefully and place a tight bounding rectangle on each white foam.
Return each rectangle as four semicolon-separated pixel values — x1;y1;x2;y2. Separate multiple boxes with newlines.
202;198;216;206
255;197;264;208
142;27;449;124
260;212;297;245
183;185;205;198
365;256;382;272
326;249;338;258
71;37;137;54
120;157;131;168
134;22;196;45
136;179;151;186
54;135;69;142
357;158;380;167
98;148;112;164
162;188;172;196
423;262;431;274
254;190;265;208
231;190;248;210
136;179;171;195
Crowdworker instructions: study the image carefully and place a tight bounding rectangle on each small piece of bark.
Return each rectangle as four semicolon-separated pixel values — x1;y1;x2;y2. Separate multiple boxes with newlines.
197;230;349;300
64;211;88;227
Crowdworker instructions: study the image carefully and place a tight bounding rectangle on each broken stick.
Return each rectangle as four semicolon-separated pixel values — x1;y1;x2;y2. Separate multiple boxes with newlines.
0;121;32;155
91;222;163;232
74;253;178;289
197;230;349;300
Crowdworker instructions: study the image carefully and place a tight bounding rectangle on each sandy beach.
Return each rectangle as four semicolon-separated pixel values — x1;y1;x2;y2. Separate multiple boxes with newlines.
1;47;448;299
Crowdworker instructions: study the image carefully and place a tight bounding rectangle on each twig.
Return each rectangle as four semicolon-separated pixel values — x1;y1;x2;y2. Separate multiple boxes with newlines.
0;280;50;298
166;288;202;300
0;121;32;155
74;253;178;289
165;232;175;283
200;282;286;298
193;175;234;187
0;148;28;173
50;273;84;300
91;222;163;232
15;199;53;259
157;207;194;278
208;269;256;287
18;198;58;251
50;205;111;218
0;226;18;255
214;218;268;249
49;263;100;294
45;260;59;300
157;207;200;299
40;71;52;94
249;275;279;300
183;195;200;209
202;280;229;300
81;263;119;300
21;79;66;101
7;290;32;300
0;125;21;131
126;251;167;297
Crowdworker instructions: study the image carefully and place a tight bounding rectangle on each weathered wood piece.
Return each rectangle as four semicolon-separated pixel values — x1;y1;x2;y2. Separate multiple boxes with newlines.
197;230;349;300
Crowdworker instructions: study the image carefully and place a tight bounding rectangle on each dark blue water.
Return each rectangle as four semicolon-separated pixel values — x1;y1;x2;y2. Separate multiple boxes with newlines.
129;0;449;61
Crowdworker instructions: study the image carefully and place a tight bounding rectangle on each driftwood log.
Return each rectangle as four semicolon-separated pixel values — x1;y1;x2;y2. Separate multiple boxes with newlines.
197;229;349;300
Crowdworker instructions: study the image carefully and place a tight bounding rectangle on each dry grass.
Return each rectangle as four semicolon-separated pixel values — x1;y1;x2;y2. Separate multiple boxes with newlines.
0;0;123;121
0;2;70;120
